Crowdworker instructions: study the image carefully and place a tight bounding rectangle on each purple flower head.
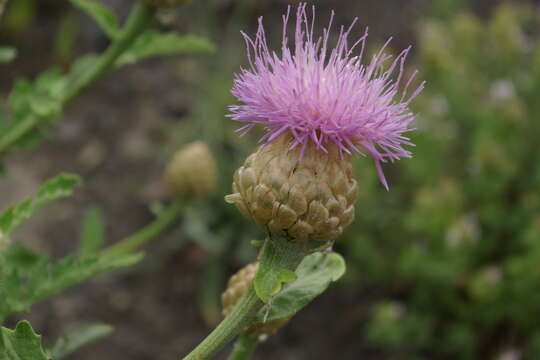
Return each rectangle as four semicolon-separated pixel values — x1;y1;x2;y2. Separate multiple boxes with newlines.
228;3;424;190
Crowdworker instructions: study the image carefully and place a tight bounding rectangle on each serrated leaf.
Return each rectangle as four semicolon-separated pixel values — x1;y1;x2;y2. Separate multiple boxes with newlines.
0;47;17;64
257;252;346;322
79;207;105;257
0;320;50;360
35;174;81;208
31;252;143;302
70;0;118;38
9;69;66;122
49;323;113;359
0;243;143;320
3;69;66;152
116;31;215;67
0;173;82;235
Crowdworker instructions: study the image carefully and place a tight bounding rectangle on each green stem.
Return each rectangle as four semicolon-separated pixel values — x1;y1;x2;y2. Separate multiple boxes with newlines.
0;2;156;155
226;335;259;360
102;201;183;257
181;237;304;360
183;284;262;360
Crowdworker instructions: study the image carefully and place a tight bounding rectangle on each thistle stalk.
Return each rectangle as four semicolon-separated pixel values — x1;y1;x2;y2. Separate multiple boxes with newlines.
101;200;184;258
181;237;304;360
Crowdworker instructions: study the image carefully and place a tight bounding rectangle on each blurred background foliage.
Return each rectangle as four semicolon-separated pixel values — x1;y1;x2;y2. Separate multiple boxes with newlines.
354;3;540;360
2;0;540;359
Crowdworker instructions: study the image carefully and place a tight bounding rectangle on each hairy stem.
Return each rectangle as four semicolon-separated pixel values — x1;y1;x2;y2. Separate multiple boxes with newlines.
0;2;156;155
182;284;261;360
102;201;183;257
181;237;304;360
226;335;259;360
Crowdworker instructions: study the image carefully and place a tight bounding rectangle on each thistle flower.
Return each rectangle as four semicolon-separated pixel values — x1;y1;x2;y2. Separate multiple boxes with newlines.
228;3;424;189
226;4;423;242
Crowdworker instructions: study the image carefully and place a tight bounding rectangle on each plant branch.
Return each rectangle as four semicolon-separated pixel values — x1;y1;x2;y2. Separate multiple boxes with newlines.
101;200;183;258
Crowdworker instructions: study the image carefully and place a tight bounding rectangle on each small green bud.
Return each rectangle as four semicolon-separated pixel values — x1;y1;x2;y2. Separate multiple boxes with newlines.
165;141;217;199
222;263;289;338
140;0;191;8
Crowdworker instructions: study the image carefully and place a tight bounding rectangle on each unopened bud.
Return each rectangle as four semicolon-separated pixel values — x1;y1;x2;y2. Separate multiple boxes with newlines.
225;134;358;242
222;263;289;338
140;0;191;8
165;141;217;198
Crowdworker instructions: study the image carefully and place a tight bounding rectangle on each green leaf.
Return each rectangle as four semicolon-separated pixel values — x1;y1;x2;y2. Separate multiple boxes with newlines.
49;323;113;359
0;47;17;64
253;238;301;303
0;243;143;320
30;252;143;303
0;320;50;360
70;0;119;38
79;207;105;257
0;173;82;235
116;31;215;67
9;70;66;121
257;252;346;322
9;78;34;119
1;69;67;153
35;173;81;206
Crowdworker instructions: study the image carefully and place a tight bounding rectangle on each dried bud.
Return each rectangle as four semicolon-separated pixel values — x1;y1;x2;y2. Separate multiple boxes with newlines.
140;0;191;8
222;263;289;338
225;134;358;242
165;141;217;198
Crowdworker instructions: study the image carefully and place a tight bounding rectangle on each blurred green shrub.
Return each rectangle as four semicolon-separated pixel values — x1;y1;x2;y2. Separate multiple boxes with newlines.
341;3;540;359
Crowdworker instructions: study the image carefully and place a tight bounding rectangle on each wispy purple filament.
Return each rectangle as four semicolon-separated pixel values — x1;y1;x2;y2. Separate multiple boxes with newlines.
228;3;425;189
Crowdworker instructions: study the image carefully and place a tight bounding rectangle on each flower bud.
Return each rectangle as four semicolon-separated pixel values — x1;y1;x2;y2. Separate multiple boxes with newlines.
222;263;289;338
225;134;358;242
140;0;191;8
165;141;217;198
